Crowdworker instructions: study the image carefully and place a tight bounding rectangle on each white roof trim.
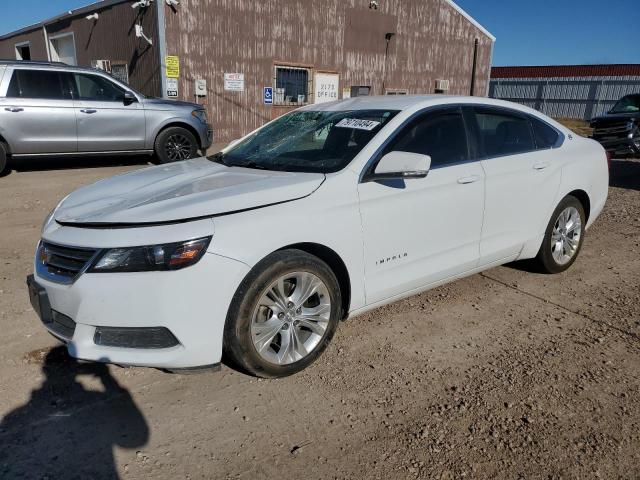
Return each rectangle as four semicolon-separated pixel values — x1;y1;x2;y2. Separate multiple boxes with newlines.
443;0;496;42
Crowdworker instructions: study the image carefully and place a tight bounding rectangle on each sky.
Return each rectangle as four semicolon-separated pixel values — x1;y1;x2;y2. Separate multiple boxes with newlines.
1;0;639;66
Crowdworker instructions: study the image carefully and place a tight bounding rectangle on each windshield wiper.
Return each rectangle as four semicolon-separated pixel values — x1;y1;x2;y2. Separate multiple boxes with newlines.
239;161;272;170
207;152;228;166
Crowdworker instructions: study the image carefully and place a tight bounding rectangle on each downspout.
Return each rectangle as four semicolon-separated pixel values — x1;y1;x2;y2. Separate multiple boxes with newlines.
43;25;51;61
486;39;495;97
470;38;478;96
156;0;168;99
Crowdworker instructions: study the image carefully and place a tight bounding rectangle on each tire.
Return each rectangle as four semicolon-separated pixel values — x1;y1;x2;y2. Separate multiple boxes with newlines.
0;142;7;174
154;127;199;164
224;249;342;378
535;195;586;274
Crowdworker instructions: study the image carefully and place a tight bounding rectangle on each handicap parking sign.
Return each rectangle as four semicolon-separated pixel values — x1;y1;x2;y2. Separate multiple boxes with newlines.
263;87;273;105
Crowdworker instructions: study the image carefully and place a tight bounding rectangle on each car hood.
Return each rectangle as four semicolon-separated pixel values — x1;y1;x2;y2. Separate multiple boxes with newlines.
591;112;639;124
142;98;200;110
54;158;325;226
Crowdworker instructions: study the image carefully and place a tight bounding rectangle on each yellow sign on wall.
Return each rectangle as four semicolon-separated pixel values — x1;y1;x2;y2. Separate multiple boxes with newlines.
165;56;180;78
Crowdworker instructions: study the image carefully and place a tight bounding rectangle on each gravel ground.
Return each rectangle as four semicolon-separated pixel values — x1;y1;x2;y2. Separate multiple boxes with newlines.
0;156;639;479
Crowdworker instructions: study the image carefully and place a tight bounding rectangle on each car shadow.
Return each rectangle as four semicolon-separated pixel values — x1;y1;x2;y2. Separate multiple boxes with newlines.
0;346;149;479
609;158;640;191
1;155;154;178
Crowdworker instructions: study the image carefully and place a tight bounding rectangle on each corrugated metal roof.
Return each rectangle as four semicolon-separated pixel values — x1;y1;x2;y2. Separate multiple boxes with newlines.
492;64;640;79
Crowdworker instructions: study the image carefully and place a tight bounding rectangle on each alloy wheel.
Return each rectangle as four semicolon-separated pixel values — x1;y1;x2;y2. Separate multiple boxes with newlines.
250;271;331;365
165;134;193;161
551;206;582;265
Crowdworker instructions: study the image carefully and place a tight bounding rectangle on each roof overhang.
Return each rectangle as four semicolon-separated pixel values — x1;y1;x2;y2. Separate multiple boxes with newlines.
444;0;496;42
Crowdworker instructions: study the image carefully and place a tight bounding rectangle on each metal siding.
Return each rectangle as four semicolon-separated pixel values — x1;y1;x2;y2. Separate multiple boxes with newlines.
0;30;48;60
490;75;640;120
163;0;493;142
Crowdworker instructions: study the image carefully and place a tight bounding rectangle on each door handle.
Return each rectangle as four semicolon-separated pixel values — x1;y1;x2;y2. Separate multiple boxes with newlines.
533;161;550;170
4;107;24;112
457;175;480;184
80;109;97;114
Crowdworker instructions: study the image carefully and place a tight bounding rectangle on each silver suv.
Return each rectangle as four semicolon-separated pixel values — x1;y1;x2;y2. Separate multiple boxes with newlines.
0;61;212;173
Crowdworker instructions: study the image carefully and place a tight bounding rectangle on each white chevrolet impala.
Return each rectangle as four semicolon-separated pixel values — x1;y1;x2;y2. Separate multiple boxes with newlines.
28;96;608;377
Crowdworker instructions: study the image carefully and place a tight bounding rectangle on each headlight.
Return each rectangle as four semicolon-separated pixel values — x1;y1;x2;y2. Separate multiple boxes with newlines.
88;237;211;273
191;109;208;124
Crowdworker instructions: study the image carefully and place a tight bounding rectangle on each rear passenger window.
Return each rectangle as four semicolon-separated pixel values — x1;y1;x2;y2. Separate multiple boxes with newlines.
385;109;469;168
531;117;560;149
6;69;66;100
474;109;535;157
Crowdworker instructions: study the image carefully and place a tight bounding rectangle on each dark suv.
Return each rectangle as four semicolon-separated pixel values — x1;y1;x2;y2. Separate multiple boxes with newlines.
590;94;640;158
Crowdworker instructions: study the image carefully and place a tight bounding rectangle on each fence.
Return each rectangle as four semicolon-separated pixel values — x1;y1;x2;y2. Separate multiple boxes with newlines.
489;76;640;121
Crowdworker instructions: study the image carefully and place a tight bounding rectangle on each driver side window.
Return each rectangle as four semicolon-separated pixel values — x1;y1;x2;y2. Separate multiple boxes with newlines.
382;108;470;169
72;73;125;102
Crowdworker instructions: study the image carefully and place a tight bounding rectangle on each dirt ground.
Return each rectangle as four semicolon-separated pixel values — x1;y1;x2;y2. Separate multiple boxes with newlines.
0;155;639;480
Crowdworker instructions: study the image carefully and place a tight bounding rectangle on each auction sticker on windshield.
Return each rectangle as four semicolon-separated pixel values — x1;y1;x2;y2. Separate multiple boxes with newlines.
335;118;381;131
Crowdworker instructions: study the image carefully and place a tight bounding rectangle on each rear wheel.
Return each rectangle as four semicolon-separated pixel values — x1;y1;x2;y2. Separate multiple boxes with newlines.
154;127;199;163
0;142;7;174
224;250;342;378
535;195;585;273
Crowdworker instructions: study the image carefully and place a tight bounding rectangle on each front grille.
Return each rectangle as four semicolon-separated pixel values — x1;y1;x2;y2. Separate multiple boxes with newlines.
593;121;633;138
36;241;98;284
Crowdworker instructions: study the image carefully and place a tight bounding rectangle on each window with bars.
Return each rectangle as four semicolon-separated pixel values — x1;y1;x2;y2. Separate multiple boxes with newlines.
274;66;311;105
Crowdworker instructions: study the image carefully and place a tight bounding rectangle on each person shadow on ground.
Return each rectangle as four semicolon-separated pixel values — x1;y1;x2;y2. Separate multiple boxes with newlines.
0;346;149;479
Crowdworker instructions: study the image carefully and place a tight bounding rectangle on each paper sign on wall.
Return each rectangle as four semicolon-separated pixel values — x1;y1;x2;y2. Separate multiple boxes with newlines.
224;73;245;91
314;73;339;104
165;56;180;78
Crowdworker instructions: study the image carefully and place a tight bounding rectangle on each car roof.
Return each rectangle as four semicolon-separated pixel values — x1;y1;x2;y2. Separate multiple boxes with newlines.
299;94;567;128
0;60;102;74
300;94;541;114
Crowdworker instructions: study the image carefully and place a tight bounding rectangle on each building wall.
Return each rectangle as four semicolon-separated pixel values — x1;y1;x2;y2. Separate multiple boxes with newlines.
0;2;161;97
163;0;493;142
0;29;48;60
490;66;640;121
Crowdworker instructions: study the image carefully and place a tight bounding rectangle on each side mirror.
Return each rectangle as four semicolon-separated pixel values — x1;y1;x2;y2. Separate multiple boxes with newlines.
123;91;137;105
370;151;431;180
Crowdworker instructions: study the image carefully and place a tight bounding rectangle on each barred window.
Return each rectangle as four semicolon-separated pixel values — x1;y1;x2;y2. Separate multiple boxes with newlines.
274;66;311;105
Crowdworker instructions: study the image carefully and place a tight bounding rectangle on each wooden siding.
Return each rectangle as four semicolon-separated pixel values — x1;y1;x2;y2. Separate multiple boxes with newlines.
163;0;493;142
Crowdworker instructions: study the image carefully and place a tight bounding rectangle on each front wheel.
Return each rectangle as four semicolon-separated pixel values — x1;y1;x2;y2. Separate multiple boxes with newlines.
154;127;199;163
535;195;586;273
223;250;342;378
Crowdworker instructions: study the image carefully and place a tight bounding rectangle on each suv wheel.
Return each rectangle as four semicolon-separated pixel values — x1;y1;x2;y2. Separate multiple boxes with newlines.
224;250;342;378
154;127;199;163
0;142;7;174
535;195;586;273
